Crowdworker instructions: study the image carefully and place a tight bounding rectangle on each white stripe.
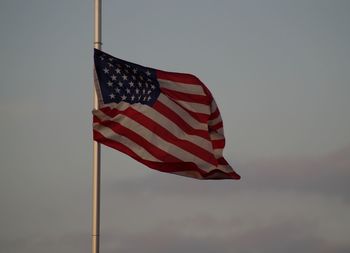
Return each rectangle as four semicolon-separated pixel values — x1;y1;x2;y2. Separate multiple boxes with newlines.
95;110;216;172
173;100;210;115
132;104;214;153
158;79;205;95
94;123;161;162
94;101;219;153
210;132;224;141
208;115;222;127
213;148;224;158
209;100;224;134
158;94;208;130
94;97;208;132
217;164;234;173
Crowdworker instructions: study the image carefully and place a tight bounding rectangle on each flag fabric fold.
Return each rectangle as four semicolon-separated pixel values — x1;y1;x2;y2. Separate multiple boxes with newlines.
93;49;240;180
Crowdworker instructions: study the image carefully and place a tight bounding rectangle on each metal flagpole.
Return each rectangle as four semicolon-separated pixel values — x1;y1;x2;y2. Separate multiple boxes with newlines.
92;0;101;253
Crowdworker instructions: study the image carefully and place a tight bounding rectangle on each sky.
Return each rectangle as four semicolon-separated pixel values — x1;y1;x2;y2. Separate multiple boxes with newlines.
1;0;350;252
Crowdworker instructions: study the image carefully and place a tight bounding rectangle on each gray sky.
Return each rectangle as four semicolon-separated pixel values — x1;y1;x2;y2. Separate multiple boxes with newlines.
1;0;350;252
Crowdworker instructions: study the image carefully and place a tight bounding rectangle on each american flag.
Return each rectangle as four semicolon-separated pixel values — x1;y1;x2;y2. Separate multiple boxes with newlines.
93;49;240;180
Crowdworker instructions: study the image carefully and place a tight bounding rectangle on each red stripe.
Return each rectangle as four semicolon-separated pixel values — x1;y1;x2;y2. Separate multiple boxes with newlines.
99;105;209;139
98;107;132;119
145;162;208;178
94;130;146;162
161;98;209;123
95;118;239;180
178;108;208;124
210;121;223;131
94;130;217;180
218;157;229;165
204;169;241;180
209;108;220;120
212;139;225;149
96;120;181;163
153;101;210;139
93;115;102;124
99;99;209;124
110;107;218;165
96;106;217;165
95;111;217;165
215;158;240;179
161;88;210;105
157;70;203;85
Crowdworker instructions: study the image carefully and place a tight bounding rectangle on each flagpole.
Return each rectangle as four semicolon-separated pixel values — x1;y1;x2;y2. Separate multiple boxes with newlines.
92;0;101;253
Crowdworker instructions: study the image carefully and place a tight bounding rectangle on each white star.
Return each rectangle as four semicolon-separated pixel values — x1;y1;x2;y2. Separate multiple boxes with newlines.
132;68;138;74
142;89;146;94
111;75;117;81
109;94;115;99
147;96;152;101
138;82;142;87
103;68;109;74
129;81;134;87
109;58;114;62
122;75;127;80
116;68;121;74
147;90;152;94
121;95;127;100
126;64;130;68
132;75;136;80
146;70;151;76
115;88;120;93
131;95;135;101
118;81;123;87
151;84;156;90
99;56;104;61
135;88;140;94
126;88;131;94
107;81;113;87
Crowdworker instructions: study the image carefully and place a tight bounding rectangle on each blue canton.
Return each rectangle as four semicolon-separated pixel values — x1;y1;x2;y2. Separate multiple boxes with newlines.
94;49;160;106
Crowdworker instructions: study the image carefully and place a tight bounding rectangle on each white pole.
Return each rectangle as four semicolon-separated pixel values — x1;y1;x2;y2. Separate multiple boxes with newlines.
92;0;101;253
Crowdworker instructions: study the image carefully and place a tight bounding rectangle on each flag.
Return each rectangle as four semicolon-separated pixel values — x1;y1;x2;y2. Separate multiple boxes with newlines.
93;49;240;180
